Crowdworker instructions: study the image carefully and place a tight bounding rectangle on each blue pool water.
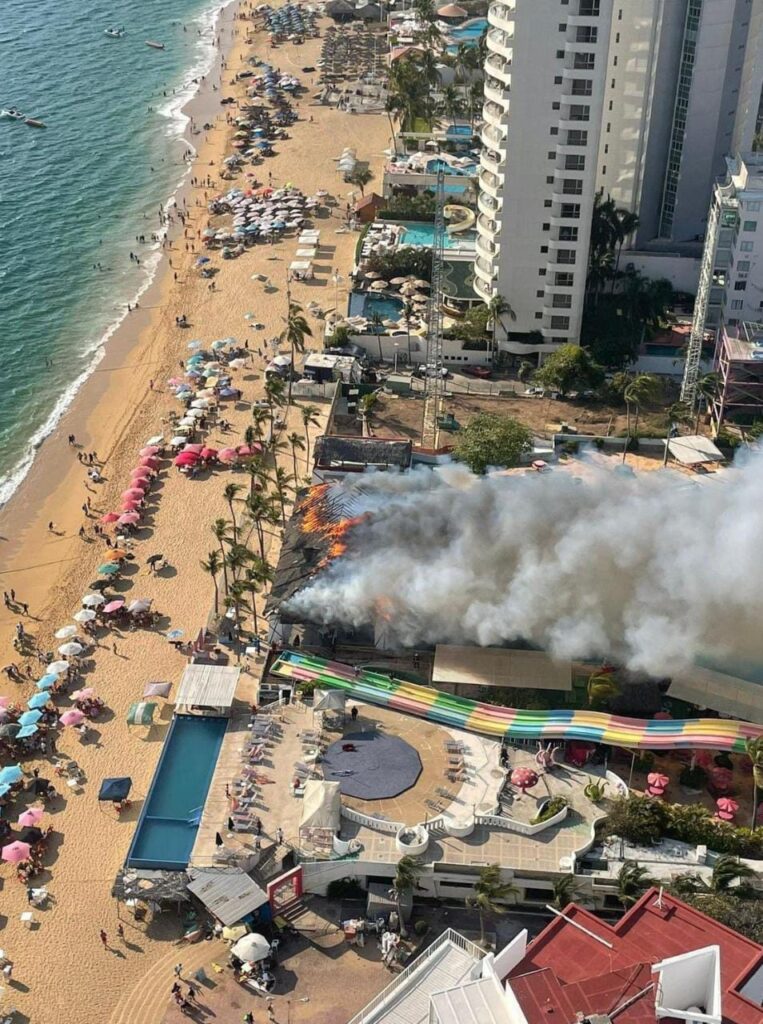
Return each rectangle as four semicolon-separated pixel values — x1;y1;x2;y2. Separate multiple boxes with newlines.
426;158;476;176
127;715;227;870
349;292;404;321
446;18;487;52
398;220;476;249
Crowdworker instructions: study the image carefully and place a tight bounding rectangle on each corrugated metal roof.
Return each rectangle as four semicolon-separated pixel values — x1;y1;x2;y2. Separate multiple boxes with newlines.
433;646;572;691
175;665;240;708
430;975;508;1024
187;869;267;926
667;435;724;465
668;667;763;724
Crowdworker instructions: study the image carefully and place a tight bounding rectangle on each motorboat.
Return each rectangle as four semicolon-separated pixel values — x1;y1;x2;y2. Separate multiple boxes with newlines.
145;40;165;50
104;27;125;38
25;118;46;129
0;108;25;121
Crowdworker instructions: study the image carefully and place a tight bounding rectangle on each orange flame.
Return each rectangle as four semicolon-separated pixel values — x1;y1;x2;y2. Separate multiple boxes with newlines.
298;485;366;568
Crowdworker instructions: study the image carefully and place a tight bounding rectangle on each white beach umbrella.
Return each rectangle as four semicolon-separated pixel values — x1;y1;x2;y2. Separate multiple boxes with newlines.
54;626;79;640
232;933;271;963
81;594;105;609
46;660;70;674
58;642;84;657
73;609;97;624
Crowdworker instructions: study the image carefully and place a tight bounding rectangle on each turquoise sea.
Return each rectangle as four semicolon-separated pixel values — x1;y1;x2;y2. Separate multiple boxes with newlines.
0;0;232;504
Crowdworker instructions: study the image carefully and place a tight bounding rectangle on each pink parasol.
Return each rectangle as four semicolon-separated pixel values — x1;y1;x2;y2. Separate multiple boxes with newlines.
510;767;538;793
182;444;204;454
200;447;218;459
0;696;10;709
218;447;238;462
140;456;160;469
103;599;126;614
59;709;85;727
130;468;153;480
121;487;146;500
174;453;199;467
117;513;140;526
715;797;739;822
1;841;31;863
100;512;121;524
238;443;262;457
121;499;140;511
140;446;160;456
71;687;95;701
17;807;43;827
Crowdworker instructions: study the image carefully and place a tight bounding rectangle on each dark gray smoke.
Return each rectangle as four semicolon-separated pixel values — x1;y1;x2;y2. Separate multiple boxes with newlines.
285;456;763;675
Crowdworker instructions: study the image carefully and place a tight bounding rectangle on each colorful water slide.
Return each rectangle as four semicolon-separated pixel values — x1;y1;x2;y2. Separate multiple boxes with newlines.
443;204;476;234
271;651;763;754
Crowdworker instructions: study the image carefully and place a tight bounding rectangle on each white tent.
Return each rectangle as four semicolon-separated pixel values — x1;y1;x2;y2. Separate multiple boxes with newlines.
300;780;341;831
231;932;271;963
312;688;346;712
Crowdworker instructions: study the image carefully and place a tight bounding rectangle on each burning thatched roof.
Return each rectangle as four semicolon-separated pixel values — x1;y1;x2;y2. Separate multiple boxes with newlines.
314;436;412;471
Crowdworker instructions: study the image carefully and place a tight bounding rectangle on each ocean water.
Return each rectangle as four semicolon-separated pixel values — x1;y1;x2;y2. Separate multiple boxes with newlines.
0;0;233;505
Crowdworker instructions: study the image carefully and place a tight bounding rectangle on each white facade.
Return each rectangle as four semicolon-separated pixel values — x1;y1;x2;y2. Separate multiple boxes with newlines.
477;0;763;353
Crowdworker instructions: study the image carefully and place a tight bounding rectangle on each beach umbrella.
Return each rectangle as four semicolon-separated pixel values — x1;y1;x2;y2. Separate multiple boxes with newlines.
369;280;388;291
414;280;430;289
127;599;151;614
103;599;126;614
510;767;538;794
143;681;172;698
49;661;70;675
0;765;23;786
81;594;105;608
17;723;38;737
140;446;160;457
130;469;152;482
16;827;43;845
100;512;121;525
59;709;85;727
0;724;20;740
170;436;188;447
0;696;9;708
232;933;271;963
187;340;203;350
54;625;79;640
73;609;96;624
18;710;42;727
191;398;210;409
58;641;84;658
27;693;50;710
121;499;141;511
647;772;670;790
1;841;30;864
174;453;199;467
97;563;121;576
98;777;132;802
165;629;184;641
35;676;56;692
140;456;160;470
200;447;218;459
716;797;739;821
145;435;164;447
117;513;140;526
72;687;95;701
17;808;43;827
121;488;145;501
218;447;238;462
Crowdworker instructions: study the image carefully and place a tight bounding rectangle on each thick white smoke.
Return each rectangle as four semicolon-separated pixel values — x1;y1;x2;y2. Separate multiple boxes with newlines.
285;454;763;675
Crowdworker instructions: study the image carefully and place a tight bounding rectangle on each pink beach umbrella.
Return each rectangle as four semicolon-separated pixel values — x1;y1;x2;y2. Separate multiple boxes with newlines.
17;807;43;828
1;841;31;863
121;499;140;512
103;599;126;614
174;453;199;467
130;468;152;481
218;447;238;462
715;797;739;822
100;512;121;525
182;443;204;454
117;512;140;526
140;456;160;469
0;697;10;709
510;767;538;794
71;687;95;702
121;488;145;500
646;772;670;797
140;446;160;457
59;709;85;727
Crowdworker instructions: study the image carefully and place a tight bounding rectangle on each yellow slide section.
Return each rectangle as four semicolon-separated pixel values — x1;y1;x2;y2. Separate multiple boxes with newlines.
444;204;476;234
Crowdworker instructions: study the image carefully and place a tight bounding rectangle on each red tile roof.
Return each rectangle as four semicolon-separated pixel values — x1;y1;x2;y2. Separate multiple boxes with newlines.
506;889;763;1024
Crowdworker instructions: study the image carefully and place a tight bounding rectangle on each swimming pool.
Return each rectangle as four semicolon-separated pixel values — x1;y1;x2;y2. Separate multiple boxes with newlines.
126;715;227;870
398;220;476;249
349;292;404;321
446;17;487;52
425;158;477;176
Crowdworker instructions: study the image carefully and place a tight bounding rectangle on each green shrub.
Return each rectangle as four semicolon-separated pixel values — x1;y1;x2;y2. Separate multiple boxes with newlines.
413;919;429;936
634;752;654;772
678;765;707;789
326;877;367;900
296;680;318;699
532;796;569;825
605;794;668;845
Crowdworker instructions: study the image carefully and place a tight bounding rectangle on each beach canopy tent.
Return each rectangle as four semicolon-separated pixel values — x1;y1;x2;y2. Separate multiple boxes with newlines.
175;664;240;711
126;701;157;727
312;688;346;712
187;869;268;927
299;780;341;856
667;434;724;466
98;777;132;802
432;645;572;692
232;931;271;963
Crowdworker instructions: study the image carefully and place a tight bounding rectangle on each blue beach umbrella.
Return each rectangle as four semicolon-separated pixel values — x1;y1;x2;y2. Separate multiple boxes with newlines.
0;765;23;786
16;724;38;739
36;675;57;691
97;562;120;576
27;693;50;710
18;710;42;727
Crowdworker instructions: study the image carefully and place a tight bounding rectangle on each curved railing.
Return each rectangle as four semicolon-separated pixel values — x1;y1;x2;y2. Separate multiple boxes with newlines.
271;652;763;753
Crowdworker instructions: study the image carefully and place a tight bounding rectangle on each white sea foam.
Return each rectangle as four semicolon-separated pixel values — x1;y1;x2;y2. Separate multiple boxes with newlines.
0;0;237;510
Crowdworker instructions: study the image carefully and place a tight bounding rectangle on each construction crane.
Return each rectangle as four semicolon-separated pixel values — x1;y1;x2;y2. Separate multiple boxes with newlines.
421;169;447;449
680;195;723;407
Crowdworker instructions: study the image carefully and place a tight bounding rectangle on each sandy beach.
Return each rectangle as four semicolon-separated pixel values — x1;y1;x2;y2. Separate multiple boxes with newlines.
0;4;390;1020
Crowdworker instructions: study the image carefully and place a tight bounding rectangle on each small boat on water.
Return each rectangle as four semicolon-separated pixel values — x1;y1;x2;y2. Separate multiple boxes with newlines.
0;108;25;121
104;27;125;38
145;40;165;50
25;118;46;129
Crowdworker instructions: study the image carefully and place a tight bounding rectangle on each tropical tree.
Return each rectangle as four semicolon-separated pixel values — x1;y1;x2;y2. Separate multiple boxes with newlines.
272;466;294;526
584;780;607;803
611;207;640;286
517;360;535;384
552;874;583;909
281;302;313;404
393;855;423;938
246;491;280;562
468;863;519;945
200;550;222;614
211;518;231;594
223;482;244;543
369;311;385;363
616;861;655;908
746;737;763;828
287;431;306;482
301;404;321;467
673;855;758;898
241;557;274;638
252;406;270;439
454;413;533;474
487;294;516;359
225;542;251;585
348;166;373;197
359;391;379;430
622;373;660;463
695;372;720;433
663;400;693;466
243;456;268;502
269;437;290;477
533;344;604;397
264;374;286;423
439;84;465;127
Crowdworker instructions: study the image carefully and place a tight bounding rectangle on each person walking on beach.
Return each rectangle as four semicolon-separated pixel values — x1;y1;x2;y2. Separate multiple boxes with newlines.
117;923;125;942
99;929;108;948
275;827;284;846
174;963;183;978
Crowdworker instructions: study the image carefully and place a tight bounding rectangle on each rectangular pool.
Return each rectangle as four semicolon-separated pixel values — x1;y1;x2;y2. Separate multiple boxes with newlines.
398;220;476;250
348;291;404;321
126;715;227;870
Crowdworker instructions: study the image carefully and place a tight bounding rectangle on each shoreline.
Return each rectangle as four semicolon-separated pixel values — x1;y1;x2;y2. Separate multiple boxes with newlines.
0;0;238;511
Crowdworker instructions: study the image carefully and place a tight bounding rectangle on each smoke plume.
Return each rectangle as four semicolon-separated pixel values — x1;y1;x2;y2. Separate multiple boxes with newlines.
285;455;763;675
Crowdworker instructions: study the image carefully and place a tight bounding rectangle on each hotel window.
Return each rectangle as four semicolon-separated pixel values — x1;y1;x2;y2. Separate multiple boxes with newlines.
740;241;754;251
550;315;570;329
569;104;590;121
566;129;588;146
737;260;751;272
571;79;593;96
743;220;758;231
559;226;579;241
579;1;600;14
565;155;585;170
552;294;572;307
576;26;597;43
555;272;574;286
562;178;583;194
730;299;744;310
747;201;761;211
573;53;595;70
734;281;747;290
560;203;581;219
557;250;576;264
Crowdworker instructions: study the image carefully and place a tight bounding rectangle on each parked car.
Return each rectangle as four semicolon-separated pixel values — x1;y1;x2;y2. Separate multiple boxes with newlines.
462;365;492;379
414;364;450;379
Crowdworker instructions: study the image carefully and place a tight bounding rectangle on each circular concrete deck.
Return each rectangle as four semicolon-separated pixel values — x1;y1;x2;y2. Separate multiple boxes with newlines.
322;730;422;799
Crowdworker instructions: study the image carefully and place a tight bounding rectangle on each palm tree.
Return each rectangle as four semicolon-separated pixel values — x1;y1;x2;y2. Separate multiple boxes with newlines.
393;855;423;938
211;518;231;594
273;466;294;526
287;431;306;482
225;542;252;585
552;874;583;909
745;737;763;828
401;298;415;362
673;855;757;897
243;456;267;502
223;482;243;543
359;391;379;432
610;207;640;290
264;375;286;424
487;294;516;360
468;863;519;945
622;374;659;463
694;372;720;433
200;550;222;614
348;166;373;197
369;311;385;362
517;360;535;384
616;861;655;908
663;400;692;466
439;84;464;128
281;302;313;405
301;404;321;466
246;492;279;561
251;406;270;440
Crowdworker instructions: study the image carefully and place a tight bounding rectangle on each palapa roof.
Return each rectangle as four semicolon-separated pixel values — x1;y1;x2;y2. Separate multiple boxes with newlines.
314;435;412;470
175;664;241;708
437;3;468;16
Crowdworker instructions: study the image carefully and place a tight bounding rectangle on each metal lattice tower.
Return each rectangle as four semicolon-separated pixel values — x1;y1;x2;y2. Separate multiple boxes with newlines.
680;191;724;406
421;170;447;449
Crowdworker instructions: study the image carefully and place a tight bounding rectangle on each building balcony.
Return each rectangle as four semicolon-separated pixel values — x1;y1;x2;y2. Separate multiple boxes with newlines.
479;167;503;199
549;212;582;227
474;272;494;301
481;122;506;152
476;233;499;262
485;53;512;86
474;254;497;284
480;148;504;177
478;191;502;220
542;301;576;316
557;117;591;131
483;99;507;124
487;2;515;34
477;212;500;239
487;27;514;61
484;77;508;106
